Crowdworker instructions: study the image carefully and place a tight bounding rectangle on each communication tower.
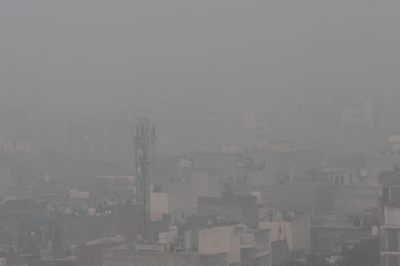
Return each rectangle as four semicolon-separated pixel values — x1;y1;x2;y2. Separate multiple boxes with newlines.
133;118;155;242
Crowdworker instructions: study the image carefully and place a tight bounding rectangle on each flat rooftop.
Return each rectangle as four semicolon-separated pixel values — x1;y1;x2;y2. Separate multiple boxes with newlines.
311;166;354;174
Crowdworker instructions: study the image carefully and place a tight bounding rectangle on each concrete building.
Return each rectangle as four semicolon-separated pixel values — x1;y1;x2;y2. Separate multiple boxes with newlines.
343;97;378;130
378;166;400;205
389;135;400;152
234;182;333;216
380;202;400;266
243;109;256;130
75;236;127;266
0;138;31;153
366;151;400;186
95;176;135;190
150;153;186;183
341;97;380;152
150;192;169;221
311;213;369;252
249;143;323;182
246;170;277;187
270;239;291;265
191;151;246;180
190;222;271;266
377;166;400;265
166;180;199;217
164;172;226;218
334;234;380;266
176;215;217;236
198;196;259;228
101;222;271;266
115;204;142;242
198;223;243;255
154;152;247;218
259;213;311;255
56;214;117;254
103;247;229;266
305;167;361;186
332;186;379;214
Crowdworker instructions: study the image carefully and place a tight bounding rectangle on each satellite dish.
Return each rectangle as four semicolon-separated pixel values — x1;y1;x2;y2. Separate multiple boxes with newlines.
208;220;213;225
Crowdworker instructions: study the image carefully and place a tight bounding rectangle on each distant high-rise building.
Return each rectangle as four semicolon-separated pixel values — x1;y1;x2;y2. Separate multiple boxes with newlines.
342;96;380;130
243;109;256;130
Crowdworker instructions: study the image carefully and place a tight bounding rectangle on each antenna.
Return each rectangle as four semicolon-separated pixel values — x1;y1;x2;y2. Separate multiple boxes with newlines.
133;117;156;242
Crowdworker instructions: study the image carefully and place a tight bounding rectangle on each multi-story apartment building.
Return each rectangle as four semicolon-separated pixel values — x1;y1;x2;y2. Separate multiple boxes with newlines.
379;166;400;265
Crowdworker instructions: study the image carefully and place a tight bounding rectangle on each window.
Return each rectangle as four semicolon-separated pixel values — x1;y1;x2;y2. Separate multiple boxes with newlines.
335;176;339;185
387;228;399;251
340;175;344;185
349;174;353;184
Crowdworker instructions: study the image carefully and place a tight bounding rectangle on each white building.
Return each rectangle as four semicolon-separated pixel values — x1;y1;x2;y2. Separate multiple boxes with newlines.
259;216;311;255
380;202;400;265
150;192;169;221
187;222;271;266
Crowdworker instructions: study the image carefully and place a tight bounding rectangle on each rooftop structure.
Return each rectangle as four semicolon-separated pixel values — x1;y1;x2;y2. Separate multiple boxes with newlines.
380;202;400;265
305;166;361;186
259;210;311;255
198;196;259;228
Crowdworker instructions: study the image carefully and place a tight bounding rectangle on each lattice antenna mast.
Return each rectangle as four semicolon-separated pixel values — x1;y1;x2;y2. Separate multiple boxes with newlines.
133;118;155;242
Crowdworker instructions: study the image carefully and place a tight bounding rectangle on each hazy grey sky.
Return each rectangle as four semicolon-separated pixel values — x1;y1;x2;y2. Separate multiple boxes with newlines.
1;1;399;114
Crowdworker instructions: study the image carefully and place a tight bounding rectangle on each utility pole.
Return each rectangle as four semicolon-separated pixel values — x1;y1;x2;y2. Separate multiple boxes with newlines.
133;118;155;243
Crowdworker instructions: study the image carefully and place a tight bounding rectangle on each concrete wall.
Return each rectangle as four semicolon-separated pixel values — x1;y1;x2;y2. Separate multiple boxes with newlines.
271;239;291;265
199;204;242;223
313;183;334;215
330;169;358;186
150;192;169;221
192;152;246;178
332;186;379;214
0;163;14;195
76;242;127;266
151;154;180;177
198;197;259;228
251;148;323;182
343;98;374;128
167;173;225;218
311;227;369;252
259;222;287;243
259;183;333;215
259;217;311;255
115;204;141;242
366;152;400;185
103;249;228;266
58;215;116;250
246;171;276;186
305;168;359;186
167;181;198;217
191;171;224;197
198;224;243;254
291;217;311;255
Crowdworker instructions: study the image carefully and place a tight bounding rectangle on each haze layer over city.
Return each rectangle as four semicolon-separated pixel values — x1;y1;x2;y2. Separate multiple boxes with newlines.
0;1;399;266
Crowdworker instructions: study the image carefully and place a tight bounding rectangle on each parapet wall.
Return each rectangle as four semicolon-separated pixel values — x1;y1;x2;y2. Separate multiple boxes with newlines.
103;249;228;266
332;186;379;213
